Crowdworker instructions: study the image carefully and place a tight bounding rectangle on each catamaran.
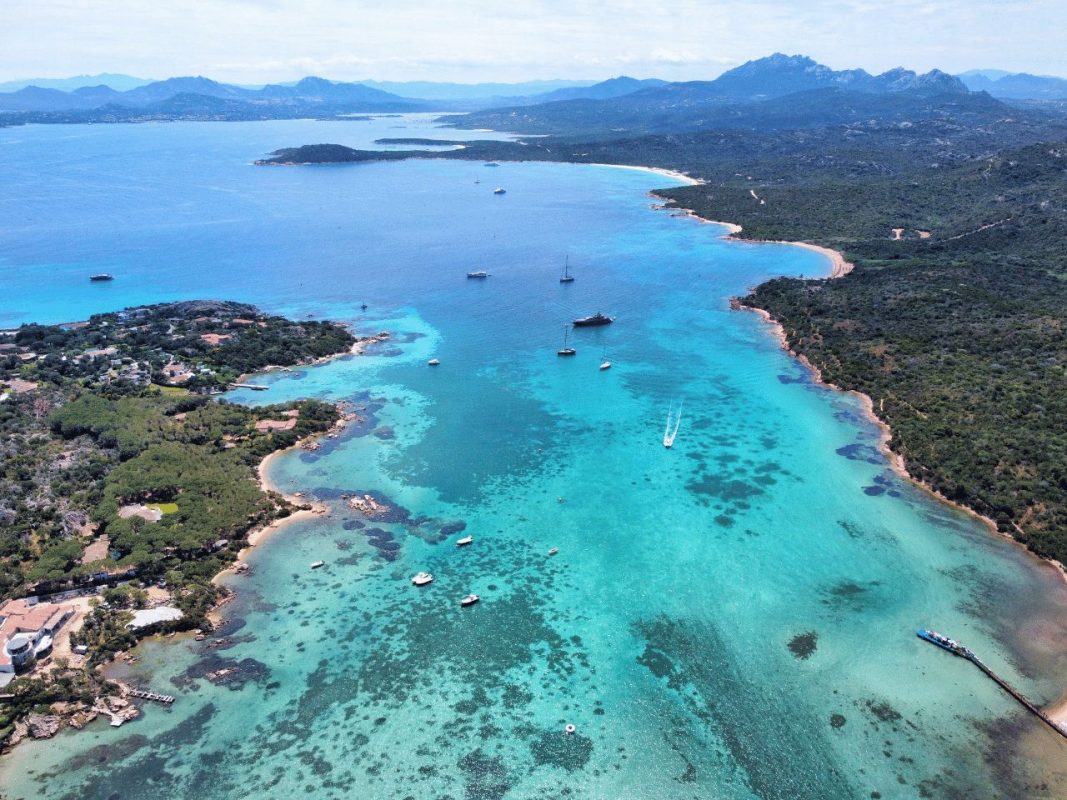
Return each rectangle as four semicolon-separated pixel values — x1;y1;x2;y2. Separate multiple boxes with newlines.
663;402;682;448
560;256;575;283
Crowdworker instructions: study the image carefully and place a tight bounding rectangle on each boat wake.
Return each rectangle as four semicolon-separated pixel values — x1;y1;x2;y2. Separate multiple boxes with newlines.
663;401;682;448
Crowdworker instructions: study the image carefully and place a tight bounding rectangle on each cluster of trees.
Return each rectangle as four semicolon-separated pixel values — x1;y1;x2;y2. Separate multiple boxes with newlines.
2;300;356;394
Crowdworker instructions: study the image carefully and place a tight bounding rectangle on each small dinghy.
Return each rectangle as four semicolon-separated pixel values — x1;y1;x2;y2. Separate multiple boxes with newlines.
428;358;440;366
460;594;480;607
309;560;325;569
456;536;473;547
548;547;559;556
411;572;434;586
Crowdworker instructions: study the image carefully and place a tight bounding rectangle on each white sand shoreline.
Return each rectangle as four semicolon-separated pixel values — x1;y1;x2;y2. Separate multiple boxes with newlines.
589;162;702;186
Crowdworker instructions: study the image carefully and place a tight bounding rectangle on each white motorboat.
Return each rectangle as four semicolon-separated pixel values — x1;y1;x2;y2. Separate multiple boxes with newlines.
411;572;434;586
663;401;682;448
460;594;480;606
456;536;473;546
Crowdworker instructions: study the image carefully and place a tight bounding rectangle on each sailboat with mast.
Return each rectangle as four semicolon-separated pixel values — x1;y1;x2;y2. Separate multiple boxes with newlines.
560;256;575;283
663;402;682;448
557;325;576;357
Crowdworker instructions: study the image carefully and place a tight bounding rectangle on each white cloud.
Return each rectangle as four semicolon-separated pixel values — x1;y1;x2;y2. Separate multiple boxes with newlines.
2;0;1063;83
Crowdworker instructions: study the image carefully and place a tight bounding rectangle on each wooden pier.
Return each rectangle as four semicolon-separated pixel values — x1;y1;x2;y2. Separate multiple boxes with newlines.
230;383;269;391
128;688;175;705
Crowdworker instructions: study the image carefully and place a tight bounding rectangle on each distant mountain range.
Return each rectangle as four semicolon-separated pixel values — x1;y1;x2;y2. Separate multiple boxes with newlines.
0;75;430;120
957;71;1067;100
2;55;1063;127
450;54;997;135
0;73;672;119
358;79;595;100
0;73;152;92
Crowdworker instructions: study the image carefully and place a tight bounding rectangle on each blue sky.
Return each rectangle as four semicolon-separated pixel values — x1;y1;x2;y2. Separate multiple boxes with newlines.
3;0;1063;83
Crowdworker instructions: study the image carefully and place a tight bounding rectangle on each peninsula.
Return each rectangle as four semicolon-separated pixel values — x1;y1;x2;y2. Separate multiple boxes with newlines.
0;300;370;746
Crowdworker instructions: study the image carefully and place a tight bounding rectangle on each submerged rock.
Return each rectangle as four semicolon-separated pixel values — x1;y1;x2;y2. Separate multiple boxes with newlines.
787;631;818;660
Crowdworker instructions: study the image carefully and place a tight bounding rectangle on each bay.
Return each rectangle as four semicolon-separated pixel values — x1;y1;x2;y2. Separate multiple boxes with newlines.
1;115;1065;800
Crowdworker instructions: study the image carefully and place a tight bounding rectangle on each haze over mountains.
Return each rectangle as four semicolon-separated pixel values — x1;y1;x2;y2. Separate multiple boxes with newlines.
958;70;1067;100
0;54;1064;125
448;54;1021;135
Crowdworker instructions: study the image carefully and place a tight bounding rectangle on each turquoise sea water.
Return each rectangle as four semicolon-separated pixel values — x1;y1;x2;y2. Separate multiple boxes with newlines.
2;116;1066;799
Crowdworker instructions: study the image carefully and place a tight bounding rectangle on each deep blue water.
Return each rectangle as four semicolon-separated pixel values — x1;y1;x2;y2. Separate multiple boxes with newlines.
2;116;1066;800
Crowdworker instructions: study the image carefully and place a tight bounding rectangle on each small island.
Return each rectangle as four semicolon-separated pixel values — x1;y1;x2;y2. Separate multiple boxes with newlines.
256;143;406;165
0;300;375;747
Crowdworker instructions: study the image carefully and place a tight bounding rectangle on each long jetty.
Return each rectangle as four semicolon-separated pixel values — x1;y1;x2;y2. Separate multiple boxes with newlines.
966;655;1067;741
918;631;1067;742
128;688;175;705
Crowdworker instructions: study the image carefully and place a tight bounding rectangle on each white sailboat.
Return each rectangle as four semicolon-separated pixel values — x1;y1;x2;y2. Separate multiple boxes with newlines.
663;402;682;448
557;325;576;356
560;256;575;283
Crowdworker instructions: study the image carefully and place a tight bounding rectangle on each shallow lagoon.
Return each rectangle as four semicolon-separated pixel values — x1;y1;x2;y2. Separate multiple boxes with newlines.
2;117;1066;799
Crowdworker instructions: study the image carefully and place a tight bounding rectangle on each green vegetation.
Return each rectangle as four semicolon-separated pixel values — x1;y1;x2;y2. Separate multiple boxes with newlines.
0;301;356;745
0;301;351;626
2;387;339;608
2;298;355;393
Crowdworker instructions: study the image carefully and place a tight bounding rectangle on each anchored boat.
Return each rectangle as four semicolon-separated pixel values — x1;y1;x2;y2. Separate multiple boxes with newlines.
466;271;489;278
557;325;576;357
572;312;613;327
460;594;480;607
560;256;575;284
90;273;114;281
916;629;971;657
456;536;473;547
411;572;434;586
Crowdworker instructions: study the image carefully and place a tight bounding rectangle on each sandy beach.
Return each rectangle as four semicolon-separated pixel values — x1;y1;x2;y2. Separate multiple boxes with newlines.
591;162;703;187
212;436;331;590
1047;695;1067;727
